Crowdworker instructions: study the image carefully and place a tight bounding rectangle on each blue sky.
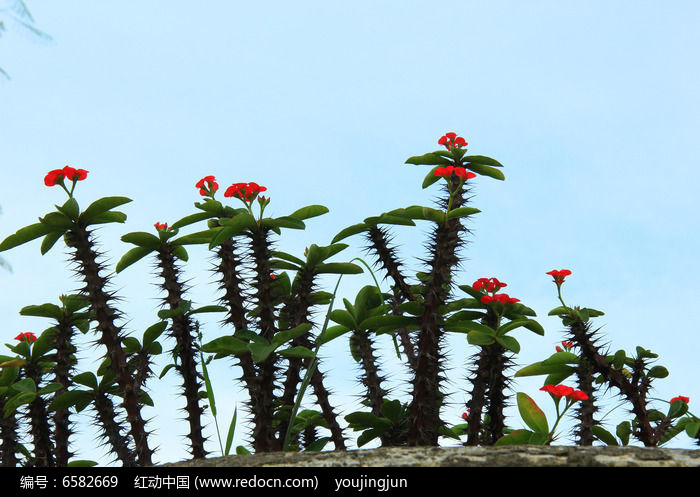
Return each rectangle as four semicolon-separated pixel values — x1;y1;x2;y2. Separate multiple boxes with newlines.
1;1;698;465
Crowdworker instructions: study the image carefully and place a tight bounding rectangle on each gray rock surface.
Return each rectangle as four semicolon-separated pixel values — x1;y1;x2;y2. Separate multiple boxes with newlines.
160;445;700;467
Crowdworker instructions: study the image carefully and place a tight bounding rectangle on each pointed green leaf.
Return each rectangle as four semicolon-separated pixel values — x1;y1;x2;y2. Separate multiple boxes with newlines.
592;425;619;446
171;230;216;246
171;212;215;230
616;421;632;445
422;166;442;189
80;196;131;225
86;211;127;225
464;162;505;180
278;346;316;359
4;392;37;416
121;232;162;249
19;303;63;321
447;207;481;220
171;244;189;262
494;429;535;446
115;246;154;273
647;366;669;378
496;335;520;353
0;223;53;252
72;372;98;390
288;205;329;221
316;324;351;345
405;152;452;166
56;197;80;220
200;336;249;356
515;362;576;378
39;212;73;230
467;330;496;346
40;230;65;255
272;323;313;348
331;223;368;244
315;262;363;275
188;305;227;316
358;315;418;330
463;155;504;167
142;321;167;348
517;392;549;435
330;310;356;330
271;251;305;266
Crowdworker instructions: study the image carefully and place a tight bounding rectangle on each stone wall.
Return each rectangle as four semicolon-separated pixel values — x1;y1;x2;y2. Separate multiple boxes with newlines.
161;446;700;467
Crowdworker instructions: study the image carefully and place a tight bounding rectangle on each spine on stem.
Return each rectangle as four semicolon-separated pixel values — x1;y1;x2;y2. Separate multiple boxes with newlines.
51;317;78;466
92;390;137;466
408;179;467;445
155;245;207;459
68;225;154;465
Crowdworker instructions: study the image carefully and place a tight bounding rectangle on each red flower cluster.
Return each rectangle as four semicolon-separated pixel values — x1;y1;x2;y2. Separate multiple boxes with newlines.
670;396;690;405
196;176;219;196
461;409;470;420
438;132;467;150
44;165;89;187
556;340;575;352
473;277;507;293
481;293;520;305
224;182;267;202
434;165;476;180
154;222;168;231
15;332;37;343
546;269;572;286
540;384;589;401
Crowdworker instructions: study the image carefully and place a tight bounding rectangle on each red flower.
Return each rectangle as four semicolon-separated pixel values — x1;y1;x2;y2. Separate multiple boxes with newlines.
154;222;168;231
434;165;476;180
224;182;267;202
670;396;690;405
14;332;37;343
540;384;588;401
62;165;88;182
473;277;507;293
438;132;468;150
546;269;572;286
196;176;219;196
461;409;470;420
480;293;519;305
44;169;66;186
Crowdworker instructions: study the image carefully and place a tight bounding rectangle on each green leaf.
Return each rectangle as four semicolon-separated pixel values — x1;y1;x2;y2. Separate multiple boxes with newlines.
496;335;520;354
685;422;700;438
616;421;632;445
0;223;53;252
271;323;313;348
668;399;689;419
171;212;215;230
171;230;216;246
647;366;669;378
464;162;505;180
331;223;368;244
329;310;356;330
345;412;393;431
201;336;249;356
304;437;330;452
224;406;238;456
494;429;535;446
463;155;504;168
38;382;64;395
277;346;316;359
381;399;403;425
11;378;36;394
288;205;329;221
592;426;619;446
115;246;154;273
171;245;189;262
188;305;227;316
209;213;256;249
364;214;415;227
4;391;37;417
57;198;80;220
142;321;167;348
267;216;306;230
19;303;63;321
446;207;481;220
517;392;549;435
248;342;276;363
121;232;162;249
67;460;98;467
39;212;73;230
271;251;305;266
515;362;576;378
315;262;363;275
40;230;65;255
72;372;98;390
358;315;418;331
86;211;127;225
422;166;442;189
548;306;570;316
80;196;131;225
316;324;351;346
467;330;496;346
405;152;452;166
542;351;580;366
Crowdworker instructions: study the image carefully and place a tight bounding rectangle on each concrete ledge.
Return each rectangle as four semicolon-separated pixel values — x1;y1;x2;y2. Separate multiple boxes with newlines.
161;445;700;467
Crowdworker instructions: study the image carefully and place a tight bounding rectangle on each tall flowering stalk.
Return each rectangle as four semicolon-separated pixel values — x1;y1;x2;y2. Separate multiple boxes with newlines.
0;167;154;465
